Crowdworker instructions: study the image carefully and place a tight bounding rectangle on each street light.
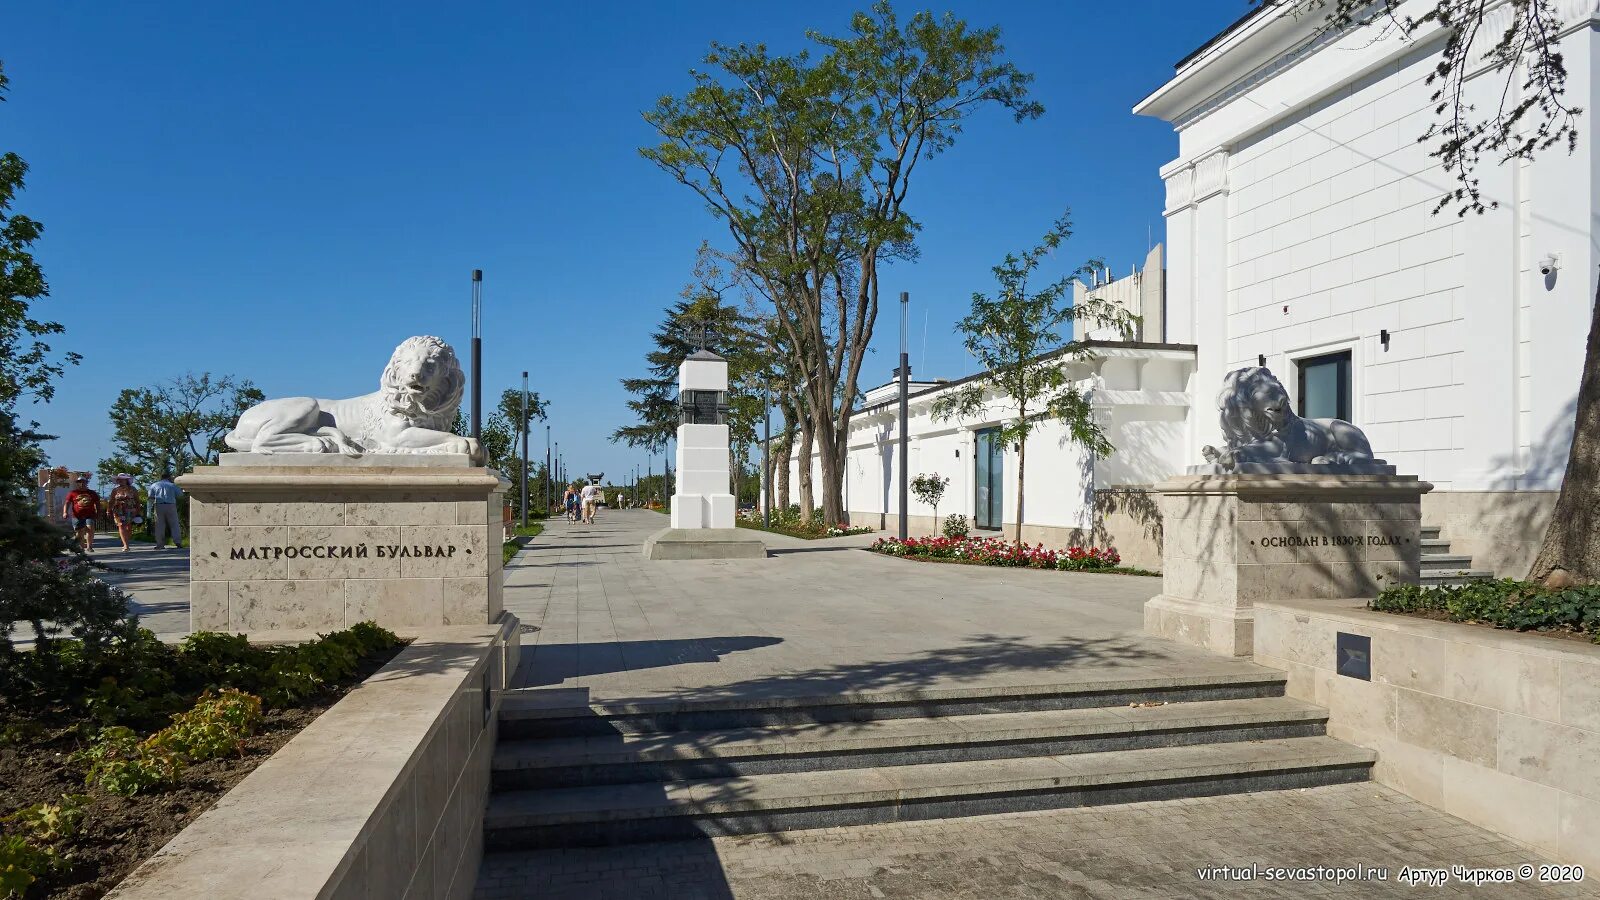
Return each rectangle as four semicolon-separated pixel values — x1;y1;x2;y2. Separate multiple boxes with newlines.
470;270;483;441
763;380;772;529
519;371;529;529
544;425;551;514
898;290;910;541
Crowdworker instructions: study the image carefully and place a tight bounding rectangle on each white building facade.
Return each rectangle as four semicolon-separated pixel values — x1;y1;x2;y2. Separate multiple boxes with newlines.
787;337;1194;571
1135;1;1600;576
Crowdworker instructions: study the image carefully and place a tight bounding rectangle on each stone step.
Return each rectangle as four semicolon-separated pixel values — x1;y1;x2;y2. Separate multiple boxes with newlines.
1419;538;1453;553
492;697;1329;789
1421;570;1496;587
1420;554;1476;570
1421;525;1442;540
482;736;1375;849
497;670;1289;738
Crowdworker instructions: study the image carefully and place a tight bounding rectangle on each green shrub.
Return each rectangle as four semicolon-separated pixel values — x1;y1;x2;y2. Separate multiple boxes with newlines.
148;689;262;762
1371;579;1600;641
76;726;183;796
0;833;58;898
3;795;87;843
941;514;969;538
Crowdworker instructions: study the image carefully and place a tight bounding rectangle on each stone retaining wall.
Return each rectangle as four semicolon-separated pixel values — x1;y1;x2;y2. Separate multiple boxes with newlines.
108;618;520;900
1255;598;1599;868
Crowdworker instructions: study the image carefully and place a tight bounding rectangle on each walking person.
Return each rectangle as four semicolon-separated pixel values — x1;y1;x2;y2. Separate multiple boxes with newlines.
62;474;100;554
148;472;184;550
108;473;141;552
581;481;599;525
562;485;578;523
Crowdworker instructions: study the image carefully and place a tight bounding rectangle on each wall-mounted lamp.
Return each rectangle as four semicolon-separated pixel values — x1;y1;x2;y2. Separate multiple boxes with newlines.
1380;329;1391;351
1257;354;1266;368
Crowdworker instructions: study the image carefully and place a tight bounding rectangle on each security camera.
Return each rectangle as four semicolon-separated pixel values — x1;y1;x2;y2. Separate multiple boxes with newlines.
1538;253;1561;276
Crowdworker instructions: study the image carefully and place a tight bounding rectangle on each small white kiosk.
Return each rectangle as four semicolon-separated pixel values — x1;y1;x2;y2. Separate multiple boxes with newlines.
643;349;767;559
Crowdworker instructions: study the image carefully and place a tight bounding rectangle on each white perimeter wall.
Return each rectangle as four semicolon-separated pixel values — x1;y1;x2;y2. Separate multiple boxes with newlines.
783;348;1195;534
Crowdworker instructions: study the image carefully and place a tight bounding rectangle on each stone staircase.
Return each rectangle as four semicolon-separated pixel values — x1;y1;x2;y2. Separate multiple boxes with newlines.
481;671;1375;850
1420;525;1495;587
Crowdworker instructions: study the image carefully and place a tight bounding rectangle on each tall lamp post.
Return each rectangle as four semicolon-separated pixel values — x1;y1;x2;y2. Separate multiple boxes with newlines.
470;270;483;441
898;291;910;540
519;371;529;529
544;425;551;514
762;380;772;529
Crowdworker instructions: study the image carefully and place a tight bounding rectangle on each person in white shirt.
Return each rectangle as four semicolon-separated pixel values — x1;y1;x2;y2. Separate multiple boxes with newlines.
147;472;184;549
580;482;600;524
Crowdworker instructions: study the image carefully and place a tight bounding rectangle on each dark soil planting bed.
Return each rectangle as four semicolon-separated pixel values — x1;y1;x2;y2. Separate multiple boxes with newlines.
0;625;404;899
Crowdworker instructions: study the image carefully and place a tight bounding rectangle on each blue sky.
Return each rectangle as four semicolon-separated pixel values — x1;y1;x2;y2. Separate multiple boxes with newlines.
7;1;1244;483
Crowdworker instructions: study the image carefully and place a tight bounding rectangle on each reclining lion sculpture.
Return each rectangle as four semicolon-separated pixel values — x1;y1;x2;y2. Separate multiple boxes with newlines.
225;335;479;459
1199;366;1387;472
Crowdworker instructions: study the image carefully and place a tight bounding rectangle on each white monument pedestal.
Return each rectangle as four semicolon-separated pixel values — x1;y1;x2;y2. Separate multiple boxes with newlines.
1144;474;1432;657
644;350;765;560
180;454;509;633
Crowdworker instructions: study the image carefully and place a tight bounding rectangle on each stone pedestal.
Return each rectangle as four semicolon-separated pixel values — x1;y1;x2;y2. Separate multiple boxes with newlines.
1144;474;1432;657
644;349;765;561
180;455;509;634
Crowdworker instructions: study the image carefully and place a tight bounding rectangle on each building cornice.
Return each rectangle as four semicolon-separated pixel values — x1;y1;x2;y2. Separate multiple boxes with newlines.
1137;0;1600;131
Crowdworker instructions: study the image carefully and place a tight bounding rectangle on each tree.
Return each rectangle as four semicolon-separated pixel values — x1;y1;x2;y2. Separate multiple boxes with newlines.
613;247;767;463
931;214;1133;545
910;472;949;536
642;1;1040;526
481;387;548;473
1274;0;1580;217
1278;1;1596;583
105;373;264;481
0;59;133;660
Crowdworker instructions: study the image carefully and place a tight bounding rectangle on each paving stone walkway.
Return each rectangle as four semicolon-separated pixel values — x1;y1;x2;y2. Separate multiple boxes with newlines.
501;510;1257;702
480;512;1595;898
476;782;1594;899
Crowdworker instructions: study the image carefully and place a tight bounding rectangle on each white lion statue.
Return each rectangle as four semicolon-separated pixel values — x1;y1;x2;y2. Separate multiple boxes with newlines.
224;335;479;459
1200;366;1386;471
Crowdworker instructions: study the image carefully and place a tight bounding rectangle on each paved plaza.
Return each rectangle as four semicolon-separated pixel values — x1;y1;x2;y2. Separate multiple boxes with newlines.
475;512;1596;898
501;510;1256;702
476;783;1592;899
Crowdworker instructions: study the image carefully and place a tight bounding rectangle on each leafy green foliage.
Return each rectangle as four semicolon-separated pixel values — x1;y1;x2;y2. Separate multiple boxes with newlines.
3;622;402;729
65;626;395;797
147;689;262;763
941;513;969;539
613;246;767;455
642;3;1040;524
910;473;948;510
931;213;1134;544
0;833;58;898
76;726;183;796
103;372;264;482
1371;580;1600;640
0;61;137;678
0;63;78;418
3;795;86;844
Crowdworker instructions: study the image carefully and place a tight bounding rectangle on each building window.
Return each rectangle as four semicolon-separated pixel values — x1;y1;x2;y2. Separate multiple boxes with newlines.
1296;351;1351;421
974;428;1003;530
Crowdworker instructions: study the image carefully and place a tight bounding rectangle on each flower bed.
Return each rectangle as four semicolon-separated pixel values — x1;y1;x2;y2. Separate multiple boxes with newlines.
1370;579;1600;643
736;507;872;540
869;535;1154;575
0;623;404;899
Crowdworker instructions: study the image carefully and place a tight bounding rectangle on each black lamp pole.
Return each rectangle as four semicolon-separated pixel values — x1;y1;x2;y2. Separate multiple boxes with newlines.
898;291;910;540
544;425;551;514
763;380;772;530
470;270;483;442
519;371;529;529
